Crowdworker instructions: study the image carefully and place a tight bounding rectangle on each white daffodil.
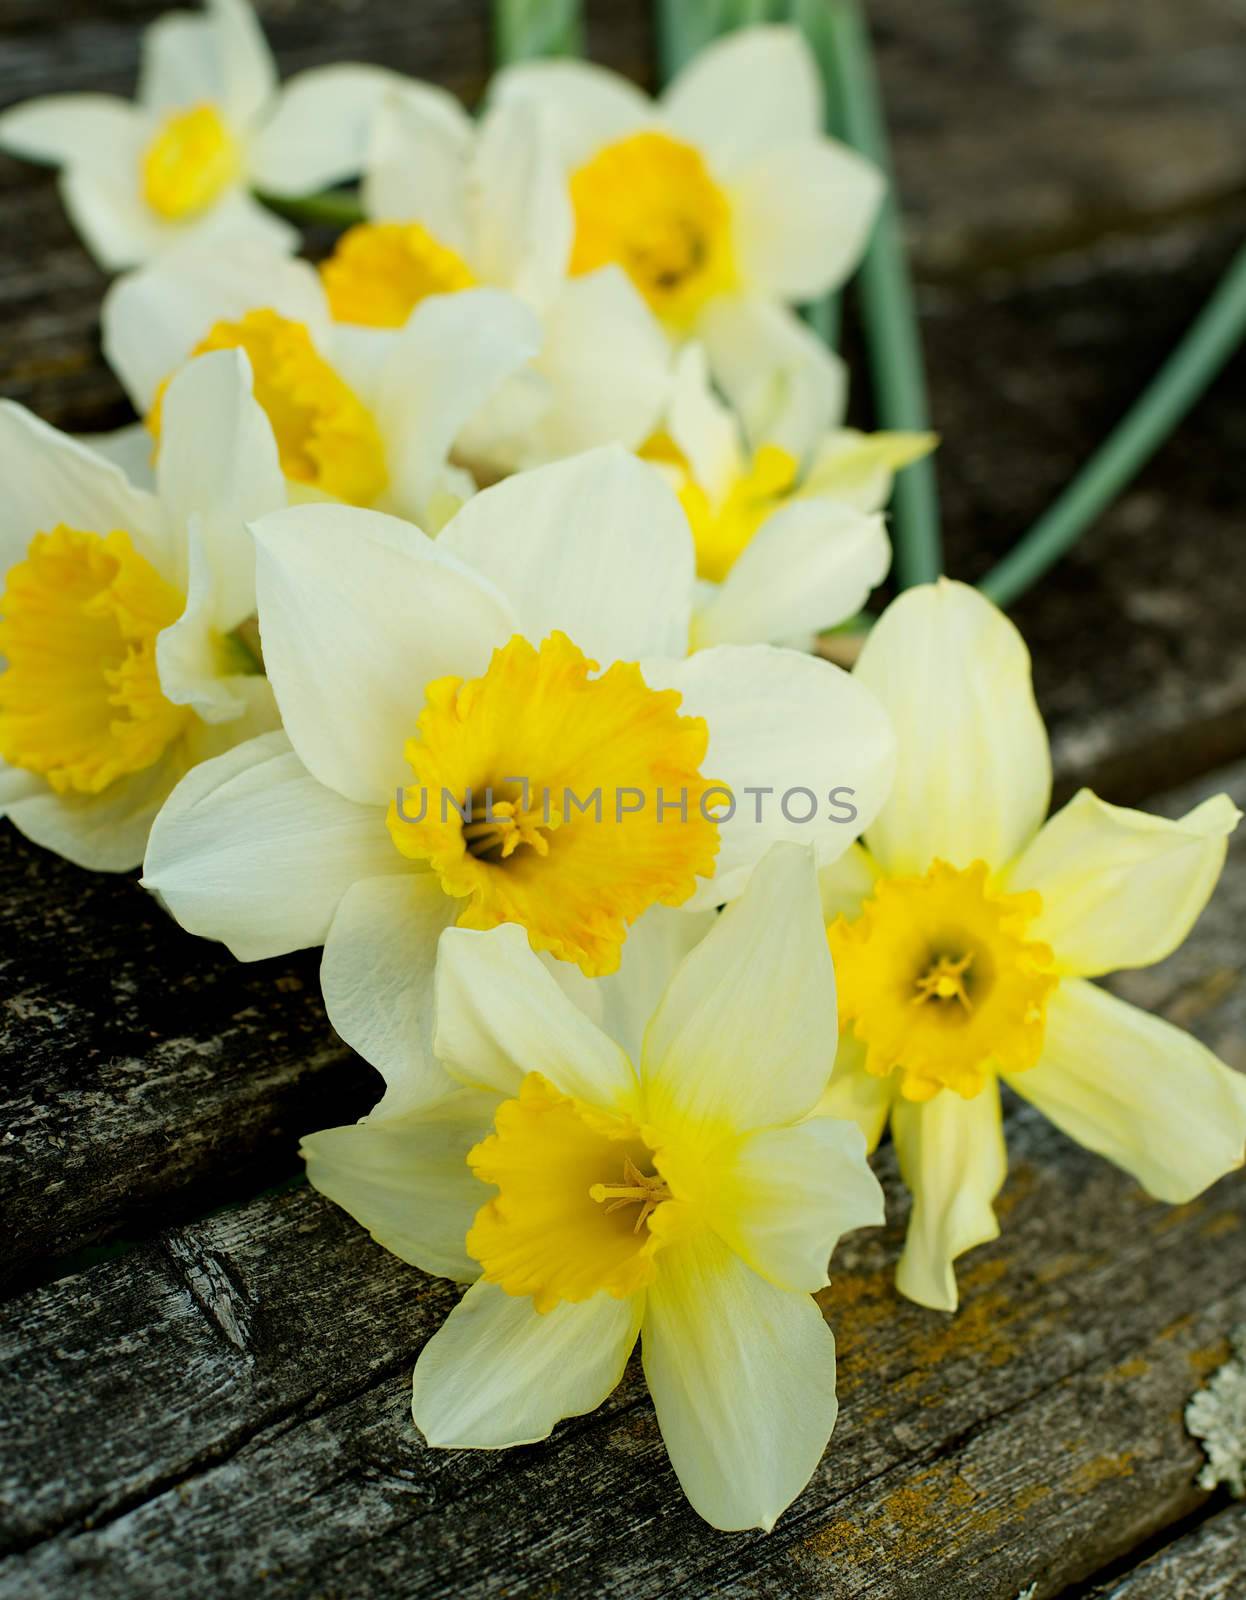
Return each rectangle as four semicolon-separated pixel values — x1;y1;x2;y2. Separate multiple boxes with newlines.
302;843;884;1532
644;344;934;649
0;350;283;871
0;0;413;270
143;447;894;1109
817;579;1246;1311
311;85;671;475
101;240;540;530
491;26;882;414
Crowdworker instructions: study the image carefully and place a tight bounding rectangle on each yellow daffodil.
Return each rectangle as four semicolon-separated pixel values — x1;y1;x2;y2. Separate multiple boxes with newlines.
491;27;881;421
101;240;540;529
818;580;1246;1310
0;350;282;870
143;447;894;1110
327;87;672;474
0;0;410;270
643;344;934;648
302;843;884;1531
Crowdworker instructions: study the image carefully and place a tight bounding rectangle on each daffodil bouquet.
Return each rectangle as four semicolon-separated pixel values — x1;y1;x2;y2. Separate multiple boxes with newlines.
1;0;1243;1537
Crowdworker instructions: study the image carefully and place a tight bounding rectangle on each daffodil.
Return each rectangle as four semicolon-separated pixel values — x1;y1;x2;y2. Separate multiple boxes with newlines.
817;580;1246;1311
491;26;881;414
101;240;540;529
302;842;884;1531
644;344;934;649
143;447;894;1109
321;86;671;475
0;0;411;270
0;350;282;870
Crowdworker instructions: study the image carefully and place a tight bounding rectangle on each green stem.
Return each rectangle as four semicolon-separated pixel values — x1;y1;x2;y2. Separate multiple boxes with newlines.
791;0;845;349
981;240;1246;608
254;189;365;228
821;0;941;587
494;0;584;64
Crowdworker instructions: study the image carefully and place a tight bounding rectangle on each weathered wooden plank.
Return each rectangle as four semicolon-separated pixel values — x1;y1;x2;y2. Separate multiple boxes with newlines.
0;824;380;1291
1088;1503;1246;1599
1;762;1242;1597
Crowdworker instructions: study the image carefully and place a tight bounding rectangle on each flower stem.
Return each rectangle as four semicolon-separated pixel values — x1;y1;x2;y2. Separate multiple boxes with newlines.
980;240;1246;608
254;189;365;228
819;0;942;588
493;0;584;63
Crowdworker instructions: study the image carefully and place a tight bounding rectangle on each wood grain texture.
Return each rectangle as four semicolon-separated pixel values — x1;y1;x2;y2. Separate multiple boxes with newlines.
1;761;1242;1599
1088;1503;1246;1599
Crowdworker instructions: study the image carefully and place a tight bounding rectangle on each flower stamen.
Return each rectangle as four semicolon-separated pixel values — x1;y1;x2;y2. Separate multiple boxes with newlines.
912;952;975;1011
590;1157;673;1233
461;798;562;861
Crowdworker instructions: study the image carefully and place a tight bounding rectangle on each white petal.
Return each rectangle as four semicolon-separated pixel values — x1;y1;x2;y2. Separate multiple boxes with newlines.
78;422;156;487
142;731;404;959
817;840;877;923
489;59;652;167
473;98;573;307
181;672;281;760
0;400;168;578
811;1034;896;1154
155;347;284;622
665;342;740;503
803;427;938;513
250;65;413;194
210;0;277;127
139;0;275;127
661;25;821;175
713;1117;883;1291
892;1084;1006;1312
156;515;250;722
503;269;670;468
643;1228;837;1532
414;1281;641;1448
103;242;328;412
856;579;1050;876
435;924;637;1109
646;643;895;908
4;752;184;873
360;84;474;250
59;166;173;272
562;902;718;1064
1006;789;1240;977
694;502;889;648
321;874;461;1116
0;94;142;171
642;842;836;1133
251;502;515;807
302;1086;498;1281
139;11;220;112
438;446;695;665
731;137;883;300
699;295;846;457
1013;980;1246;1204
369;289;542;526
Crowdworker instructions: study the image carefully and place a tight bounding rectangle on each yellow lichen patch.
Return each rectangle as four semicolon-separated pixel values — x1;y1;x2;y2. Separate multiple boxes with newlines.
828;859;1058;1101
388;631;722;976
151;310;388;506
569;131;735;327
467;1073;671;1313
141;104;240;220
1068;1451;1136;1493
320;221;476;327
0;525;191;793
